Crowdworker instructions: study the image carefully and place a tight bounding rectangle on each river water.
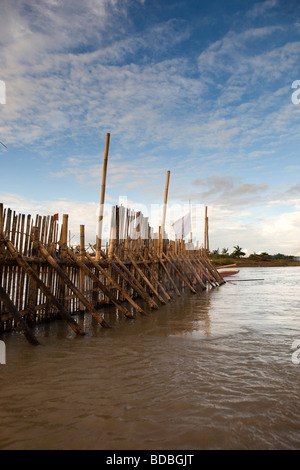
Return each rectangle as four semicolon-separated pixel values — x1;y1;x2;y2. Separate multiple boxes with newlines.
1;266;300;450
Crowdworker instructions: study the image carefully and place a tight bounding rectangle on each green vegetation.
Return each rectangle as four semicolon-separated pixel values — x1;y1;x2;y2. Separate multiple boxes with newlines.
209;247;299;267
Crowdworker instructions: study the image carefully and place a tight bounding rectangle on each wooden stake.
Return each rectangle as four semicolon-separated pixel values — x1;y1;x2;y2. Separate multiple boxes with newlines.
96;132;110;260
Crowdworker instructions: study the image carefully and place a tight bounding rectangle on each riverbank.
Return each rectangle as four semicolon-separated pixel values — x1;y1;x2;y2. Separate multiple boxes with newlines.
211;257;300;268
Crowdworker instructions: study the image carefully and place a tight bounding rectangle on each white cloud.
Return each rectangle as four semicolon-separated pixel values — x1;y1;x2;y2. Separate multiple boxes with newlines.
1;1;300;257
247;0;279;19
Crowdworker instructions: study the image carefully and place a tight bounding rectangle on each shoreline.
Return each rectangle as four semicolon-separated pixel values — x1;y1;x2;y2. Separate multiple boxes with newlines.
212;259;300;268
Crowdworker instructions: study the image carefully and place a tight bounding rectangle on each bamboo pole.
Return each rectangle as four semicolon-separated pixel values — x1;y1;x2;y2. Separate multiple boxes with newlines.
96;132;110;260
156;255;181;297
103;250;158;310
204;206;207;252
0;286;39;345
27;226;40;325
84;251;147;316
79;225;85;312
0;203;4;256
65;245;134;319
204;206;209;253
162;252;197;294
200;250;225;285
2;237;85;336
161;170;170;251
34;239;111;327
191;256;216;288
113;253;159;309
218;264;237;269
144;252;172;301
139;253;171;302
60;214;68;258
206;216;209;252
182;255;206;290
127;254;166;305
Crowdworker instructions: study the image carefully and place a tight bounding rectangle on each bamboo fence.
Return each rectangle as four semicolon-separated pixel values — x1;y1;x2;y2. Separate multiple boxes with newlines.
0;202;225;345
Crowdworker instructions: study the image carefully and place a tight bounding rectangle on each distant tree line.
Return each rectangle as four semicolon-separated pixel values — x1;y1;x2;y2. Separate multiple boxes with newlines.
210;246;295;260
210;245;245;259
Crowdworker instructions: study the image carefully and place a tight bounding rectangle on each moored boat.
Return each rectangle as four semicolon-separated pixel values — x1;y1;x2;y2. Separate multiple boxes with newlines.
218;269;240;277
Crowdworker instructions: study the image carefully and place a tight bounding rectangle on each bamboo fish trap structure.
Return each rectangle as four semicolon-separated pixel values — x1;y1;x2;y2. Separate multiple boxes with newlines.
0;135;225;345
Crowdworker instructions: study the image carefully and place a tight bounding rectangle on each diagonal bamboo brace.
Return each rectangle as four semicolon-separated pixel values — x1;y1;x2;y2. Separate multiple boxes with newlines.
65;245;134;319
162;252;197;294
84;250;147;316
34;239;112;327
113;253;159;310
2;236;85;337
127;254;166;305
140;253;171;301
0;285;40;345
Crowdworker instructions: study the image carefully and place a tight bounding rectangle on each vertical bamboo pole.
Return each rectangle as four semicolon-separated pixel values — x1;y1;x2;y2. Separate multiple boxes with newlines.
204;206;208;252
59;214;68;310
79;224;85;312
158;226;162;258
26;226;40;325
0;203;4;255
96;132;110;260
161;170;170;252
205;206;209;253
61;214;68;258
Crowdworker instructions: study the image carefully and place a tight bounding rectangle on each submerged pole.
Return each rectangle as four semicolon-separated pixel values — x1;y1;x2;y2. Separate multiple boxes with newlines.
96;133;110;260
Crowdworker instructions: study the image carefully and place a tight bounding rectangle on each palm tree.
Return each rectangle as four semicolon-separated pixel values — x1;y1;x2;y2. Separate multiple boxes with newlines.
232;245;245;258
221;248;229;255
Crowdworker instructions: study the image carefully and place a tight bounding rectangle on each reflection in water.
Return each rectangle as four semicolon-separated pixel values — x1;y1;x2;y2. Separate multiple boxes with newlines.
1;267;300;450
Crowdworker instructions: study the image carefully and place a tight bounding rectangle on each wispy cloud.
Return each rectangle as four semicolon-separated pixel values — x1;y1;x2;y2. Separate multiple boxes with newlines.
0;0;300;255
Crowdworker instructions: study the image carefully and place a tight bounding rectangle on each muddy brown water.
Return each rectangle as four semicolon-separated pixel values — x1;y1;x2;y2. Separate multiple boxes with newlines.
1;267;300;450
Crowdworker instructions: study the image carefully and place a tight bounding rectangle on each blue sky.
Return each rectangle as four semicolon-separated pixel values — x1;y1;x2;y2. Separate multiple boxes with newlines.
0;0;300;255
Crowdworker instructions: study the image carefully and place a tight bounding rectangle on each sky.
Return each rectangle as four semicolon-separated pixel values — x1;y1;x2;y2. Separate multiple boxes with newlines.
0;0;300;255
